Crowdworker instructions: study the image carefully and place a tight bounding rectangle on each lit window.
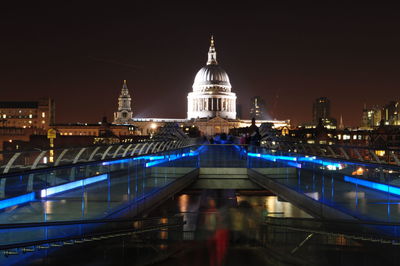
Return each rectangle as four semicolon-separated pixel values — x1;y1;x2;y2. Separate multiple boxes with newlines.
29;121;32;124
42;120;45;124
42;112;45;118
29;114;32;118
353;135;357;140
2;114;5;118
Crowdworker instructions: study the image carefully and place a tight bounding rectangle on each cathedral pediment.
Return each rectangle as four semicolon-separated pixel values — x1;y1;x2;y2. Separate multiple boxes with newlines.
207;116;229;124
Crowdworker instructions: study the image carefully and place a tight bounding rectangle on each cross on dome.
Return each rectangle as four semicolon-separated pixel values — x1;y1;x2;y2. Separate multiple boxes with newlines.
207;35;218;65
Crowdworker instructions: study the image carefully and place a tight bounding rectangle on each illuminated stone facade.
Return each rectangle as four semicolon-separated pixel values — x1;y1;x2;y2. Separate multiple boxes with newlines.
0;98;55;129
187;36;237;120
113;80;133;124
111;37;289;136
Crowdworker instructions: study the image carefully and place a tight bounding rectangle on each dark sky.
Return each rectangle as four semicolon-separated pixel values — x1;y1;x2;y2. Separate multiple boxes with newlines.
1;1;400;127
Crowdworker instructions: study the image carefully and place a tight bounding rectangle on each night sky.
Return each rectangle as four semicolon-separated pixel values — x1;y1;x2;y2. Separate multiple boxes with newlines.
1;2;400;127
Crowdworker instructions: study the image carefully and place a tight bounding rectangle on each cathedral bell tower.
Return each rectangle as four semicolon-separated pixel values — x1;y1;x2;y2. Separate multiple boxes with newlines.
113;80;133;124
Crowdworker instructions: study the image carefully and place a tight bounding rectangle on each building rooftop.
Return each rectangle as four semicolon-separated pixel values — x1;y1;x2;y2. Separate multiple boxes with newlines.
0;102;38;109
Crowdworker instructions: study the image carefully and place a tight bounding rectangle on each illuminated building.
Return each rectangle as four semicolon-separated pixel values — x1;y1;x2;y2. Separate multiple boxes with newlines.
313;97;330;123
310;97;337;129
0;98;55;129
113;80;133;124
250;96;267;120
361;104;382;128
361;102;400;129
383;101;400;125
187;36;237;120
111;37;290;136
338;115;345;130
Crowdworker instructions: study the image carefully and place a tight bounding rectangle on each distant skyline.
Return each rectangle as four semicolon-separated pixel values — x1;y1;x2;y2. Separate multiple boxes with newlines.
1;2;400;127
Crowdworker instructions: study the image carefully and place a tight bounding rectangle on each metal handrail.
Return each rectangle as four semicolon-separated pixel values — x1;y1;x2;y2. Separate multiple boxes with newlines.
0;221;185;252
0;143;199;179
0;138;202;176
264;217;400;244
263;140;400;166
265;216;400;228
254;145;400;170
0;216;179;230
268;140;400;152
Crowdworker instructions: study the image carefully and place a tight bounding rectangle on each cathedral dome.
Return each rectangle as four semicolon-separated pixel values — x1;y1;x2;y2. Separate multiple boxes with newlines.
192;36;232;92
187;36;237;120
193;64;231;92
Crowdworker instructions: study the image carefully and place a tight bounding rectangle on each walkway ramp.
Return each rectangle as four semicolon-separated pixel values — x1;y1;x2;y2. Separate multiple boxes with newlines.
190;167;261;189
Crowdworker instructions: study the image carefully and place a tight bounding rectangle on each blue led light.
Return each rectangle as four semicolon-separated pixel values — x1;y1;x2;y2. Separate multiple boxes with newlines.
286;162;302;168
275;155;297;161
248;153;261;158
0;192;35;210
249;153;342;169
145;151;198;167
344;176;400;196
83;174;108;186
298;156;316;162
102;158;130;165
146;156;166;160
145;158;170;167
102;155;168;165
41;174;108;198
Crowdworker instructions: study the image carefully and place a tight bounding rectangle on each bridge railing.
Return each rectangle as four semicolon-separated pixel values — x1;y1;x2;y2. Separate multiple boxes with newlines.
0;144;200;224
0;138;201;175
248;144;400;187
259;217;400;264
262;141;400;167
